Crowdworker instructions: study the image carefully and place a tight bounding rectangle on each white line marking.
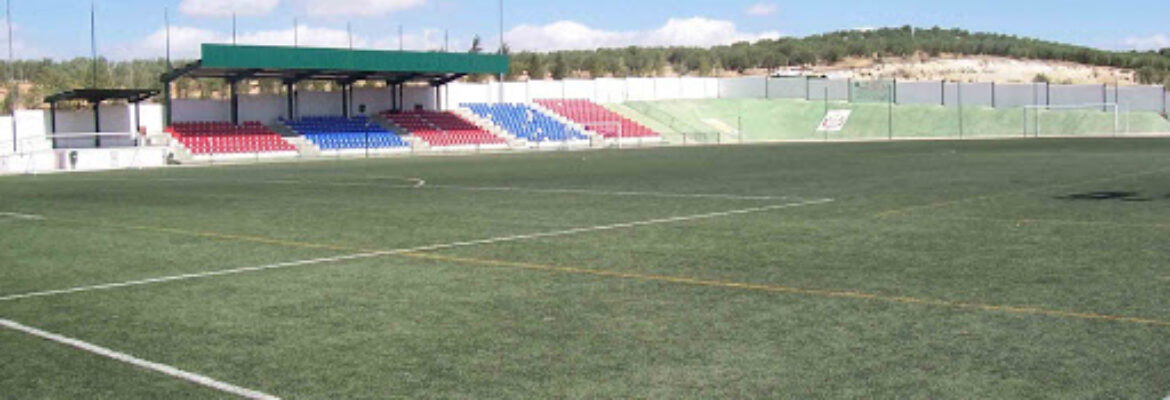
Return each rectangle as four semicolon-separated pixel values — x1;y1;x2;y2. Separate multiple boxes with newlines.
424;185;784;200
0;212;45;220
0;198;833;303
46;177;782;200
0;318;280;400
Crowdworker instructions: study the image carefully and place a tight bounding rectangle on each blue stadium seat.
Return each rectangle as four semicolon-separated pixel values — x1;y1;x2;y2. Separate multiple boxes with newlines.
460;103;589;143
283;116;409;150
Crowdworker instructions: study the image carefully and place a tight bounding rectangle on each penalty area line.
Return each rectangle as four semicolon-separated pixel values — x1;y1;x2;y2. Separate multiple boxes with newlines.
0;318;280;400
0;198;834;303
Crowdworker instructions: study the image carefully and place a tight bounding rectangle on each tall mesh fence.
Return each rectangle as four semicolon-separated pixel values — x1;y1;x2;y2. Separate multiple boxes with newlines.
619;77;1169;145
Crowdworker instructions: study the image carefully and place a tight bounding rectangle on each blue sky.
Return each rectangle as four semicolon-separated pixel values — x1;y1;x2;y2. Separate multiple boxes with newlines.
5;0;1169;60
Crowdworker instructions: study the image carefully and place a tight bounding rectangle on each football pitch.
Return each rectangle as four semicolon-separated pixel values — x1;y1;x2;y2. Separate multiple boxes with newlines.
1;138;1168;399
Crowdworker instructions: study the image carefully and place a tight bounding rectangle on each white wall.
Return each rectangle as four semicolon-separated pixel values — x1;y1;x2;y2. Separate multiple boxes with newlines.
173;99;230;123
0;110;50;154
445;77;720;106
175;86;416;123
53;104;146;134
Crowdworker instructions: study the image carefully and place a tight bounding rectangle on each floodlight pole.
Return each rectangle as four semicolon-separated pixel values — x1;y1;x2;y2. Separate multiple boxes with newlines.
90;0;97;88
164;7;171;70
498;0;504;102
232;12;237;45
293;18;299;47
347;22;353;50
6;0;15;153
163;7;172;126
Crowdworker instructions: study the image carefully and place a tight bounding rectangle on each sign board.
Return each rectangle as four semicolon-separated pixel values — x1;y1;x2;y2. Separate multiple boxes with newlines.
817;110;853;132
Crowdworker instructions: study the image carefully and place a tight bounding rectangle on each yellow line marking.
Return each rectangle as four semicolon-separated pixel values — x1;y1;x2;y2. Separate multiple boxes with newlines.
27;214;1170;328
397;252;1170;328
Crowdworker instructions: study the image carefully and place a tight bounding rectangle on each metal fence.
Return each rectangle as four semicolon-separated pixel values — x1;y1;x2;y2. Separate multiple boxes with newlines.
743;77;1169;115
621;78;1170;145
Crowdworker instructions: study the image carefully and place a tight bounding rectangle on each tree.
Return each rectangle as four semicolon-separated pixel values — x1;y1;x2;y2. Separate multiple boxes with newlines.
529;54;548;80
550;53;570;80
585;55;605;79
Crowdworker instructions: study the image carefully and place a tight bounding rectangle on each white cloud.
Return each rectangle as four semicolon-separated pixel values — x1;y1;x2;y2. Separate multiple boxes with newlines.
179;0;280;17
745;3;778;17
112;26;223;60
505;17;781;52
1119;34;1170;51
239;26;369;48
296;0;427;17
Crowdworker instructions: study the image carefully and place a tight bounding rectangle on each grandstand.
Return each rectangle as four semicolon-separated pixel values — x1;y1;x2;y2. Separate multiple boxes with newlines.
463;103;590;146
282;116;409;153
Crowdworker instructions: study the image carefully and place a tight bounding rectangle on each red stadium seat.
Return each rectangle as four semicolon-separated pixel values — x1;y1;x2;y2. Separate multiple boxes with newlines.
168;121;296;155
534;99;659;139
381;111;506;147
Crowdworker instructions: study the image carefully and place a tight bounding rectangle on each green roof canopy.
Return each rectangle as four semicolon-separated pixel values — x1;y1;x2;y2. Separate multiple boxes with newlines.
162;44;508;84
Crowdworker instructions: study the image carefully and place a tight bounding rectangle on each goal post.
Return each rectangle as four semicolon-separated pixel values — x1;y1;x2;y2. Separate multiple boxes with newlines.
1023;103;1121;138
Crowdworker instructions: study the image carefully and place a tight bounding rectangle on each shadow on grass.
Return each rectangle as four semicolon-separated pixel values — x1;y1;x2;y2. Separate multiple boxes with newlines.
1056;191;1153;202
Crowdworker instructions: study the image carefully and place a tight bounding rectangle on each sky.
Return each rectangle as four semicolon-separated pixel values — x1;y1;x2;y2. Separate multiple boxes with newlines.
2;0;1168;60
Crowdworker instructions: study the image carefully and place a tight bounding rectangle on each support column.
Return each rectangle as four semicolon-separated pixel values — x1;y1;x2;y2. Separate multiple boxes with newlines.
93;103;102;148
398;84;405;111
341;83;350;118
163;80;172;126
286;82;295;120
388;82;396;112
435;85;442;111
134;101;142;135
49;102;57;149
229;80;240;125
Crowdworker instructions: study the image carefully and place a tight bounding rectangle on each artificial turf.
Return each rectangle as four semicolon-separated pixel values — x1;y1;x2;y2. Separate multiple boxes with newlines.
0;138;1168;398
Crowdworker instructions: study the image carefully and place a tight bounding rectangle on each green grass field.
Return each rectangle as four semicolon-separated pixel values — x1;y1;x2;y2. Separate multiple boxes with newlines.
609;99;1170;144
1;139;1169;399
